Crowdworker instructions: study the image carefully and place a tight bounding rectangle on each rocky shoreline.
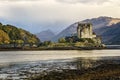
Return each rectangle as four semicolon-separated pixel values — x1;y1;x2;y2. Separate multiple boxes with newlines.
29;63;120;80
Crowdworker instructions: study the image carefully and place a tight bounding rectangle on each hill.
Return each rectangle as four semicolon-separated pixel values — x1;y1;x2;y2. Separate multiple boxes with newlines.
0;23;40;45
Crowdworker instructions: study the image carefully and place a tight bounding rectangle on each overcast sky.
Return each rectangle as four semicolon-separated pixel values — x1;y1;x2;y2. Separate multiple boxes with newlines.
0;0;120;34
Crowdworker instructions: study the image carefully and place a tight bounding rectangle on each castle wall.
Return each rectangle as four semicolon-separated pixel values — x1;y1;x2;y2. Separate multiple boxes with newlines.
77;23;95;38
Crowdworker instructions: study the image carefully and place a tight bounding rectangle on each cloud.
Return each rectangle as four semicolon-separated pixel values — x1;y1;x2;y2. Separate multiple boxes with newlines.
55;0;111;4
0;0;40;1
0;0;120;34
0;1;73;33
0;0;111;4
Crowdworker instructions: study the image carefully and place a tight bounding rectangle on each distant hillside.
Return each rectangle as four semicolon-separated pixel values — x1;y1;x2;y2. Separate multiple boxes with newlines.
97;23;120;44
36;30;55;42
0;23;40;44
52;16;120;44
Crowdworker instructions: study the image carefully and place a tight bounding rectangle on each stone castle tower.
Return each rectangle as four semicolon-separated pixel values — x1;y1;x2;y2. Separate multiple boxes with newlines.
77;23;96;38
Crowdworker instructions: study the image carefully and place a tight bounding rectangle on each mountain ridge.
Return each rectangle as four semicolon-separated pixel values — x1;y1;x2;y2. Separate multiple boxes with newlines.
52;16;120;44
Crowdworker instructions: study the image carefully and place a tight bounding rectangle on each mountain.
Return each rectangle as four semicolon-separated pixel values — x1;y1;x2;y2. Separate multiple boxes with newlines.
0;23;40;44
36;30;55;42
98;23;120;44
52;16;120;44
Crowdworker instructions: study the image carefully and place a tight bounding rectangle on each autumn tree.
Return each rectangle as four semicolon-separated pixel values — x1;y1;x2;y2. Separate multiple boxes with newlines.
0;30;10;44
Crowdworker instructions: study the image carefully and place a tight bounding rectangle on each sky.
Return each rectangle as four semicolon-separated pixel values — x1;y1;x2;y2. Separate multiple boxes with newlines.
0;0;120;34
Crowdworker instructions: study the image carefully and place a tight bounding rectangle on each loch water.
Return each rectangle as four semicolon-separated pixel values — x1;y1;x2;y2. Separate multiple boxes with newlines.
0;50;120;79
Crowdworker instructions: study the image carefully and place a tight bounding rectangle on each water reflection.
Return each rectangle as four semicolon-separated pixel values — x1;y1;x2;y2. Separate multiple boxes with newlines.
71;57;120;70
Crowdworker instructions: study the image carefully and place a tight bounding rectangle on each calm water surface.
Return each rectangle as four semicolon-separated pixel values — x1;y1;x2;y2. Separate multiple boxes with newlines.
0;50;120;64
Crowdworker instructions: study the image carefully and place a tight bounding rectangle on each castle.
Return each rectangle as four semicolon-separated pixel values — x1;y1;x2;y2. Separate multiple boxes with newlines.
77;23;96;38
